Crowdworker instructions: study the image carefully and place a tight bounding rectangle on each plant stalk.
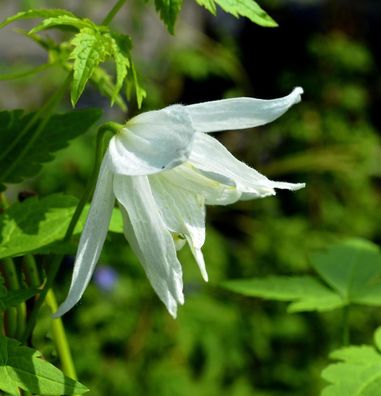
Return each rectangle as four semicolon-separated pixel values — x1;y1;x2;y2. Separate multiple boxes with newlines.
102;0;127;25
46;289;78;379
1;257;26;339
341;305;350;346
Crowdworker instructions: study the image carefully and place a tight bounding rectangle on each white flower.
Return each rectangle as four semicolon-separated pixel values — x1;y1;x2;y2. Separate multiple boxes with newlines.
55;87;305;318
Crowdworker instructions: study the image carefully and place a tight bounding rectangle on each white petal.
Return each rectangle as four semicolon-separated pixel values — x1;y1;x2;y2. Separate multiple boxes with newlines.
186;87;303;133
149;174;206;248
54;153;115;317
162;163;242;206
190;133;305;197
149;175;208;281
113;174;184;317
186;237;208;282
108;105;196;176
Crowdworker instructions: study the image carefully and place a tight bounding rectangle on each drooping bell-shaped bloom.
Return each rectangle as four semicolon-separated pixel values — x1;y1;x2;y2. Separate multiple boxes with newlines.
55;87;305;318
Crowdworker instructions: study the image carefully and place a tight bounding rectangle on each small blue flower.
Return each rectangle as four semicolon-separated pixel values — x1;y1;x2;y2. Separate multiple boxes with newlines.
93;266;118;292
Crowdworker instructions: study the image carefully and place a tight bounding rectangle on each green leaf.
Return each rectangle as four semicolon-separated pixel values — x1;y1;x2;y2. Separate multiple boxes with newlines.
321;338;381;396
310;239;381;306
70;28;110;106
109;32;131;104
69;29;135;107
223;275;343;312
0;194;79;259
126;63;147;109
0;9;75;29
0;335;88;395
154;0;184;33
0;108;102;190
195;0;216;13
29;15;92;33
0;9;144;108
0;194;123;259
195;0;277;27
224;239;381;313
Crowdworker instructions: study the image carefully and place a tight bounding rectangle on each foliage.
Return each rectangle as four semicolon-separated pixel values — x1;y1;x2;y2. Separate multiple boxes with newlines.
0;194;124;259
223;239;381;312
0;1;381;396
195;0;277;27
321;327;381;396
153;0;184;34
0;336;88;395
0;109;101;190
153;0;277;32
0;9;146;108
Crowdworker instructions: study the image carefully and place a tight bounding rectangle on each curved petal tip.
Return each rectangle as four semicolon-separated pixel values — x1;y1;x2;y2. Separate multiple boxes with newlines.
292;87;304;103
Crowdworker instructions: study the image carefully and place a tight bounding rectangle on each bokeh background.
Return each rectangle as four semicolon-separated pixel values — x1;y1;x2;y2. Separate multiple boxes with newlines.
1;0;381;395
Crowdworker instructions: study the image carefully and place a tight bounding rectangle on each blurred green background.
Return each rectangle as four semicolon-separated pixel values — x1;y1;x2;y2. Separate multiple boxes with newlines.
1;0;381;395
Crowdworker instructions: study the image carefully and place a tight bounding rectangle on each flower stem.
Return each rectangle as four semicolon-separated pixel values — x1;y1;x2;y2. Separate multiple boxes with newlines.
21;122;120;343
341;305;350;346
102;0;127;25
45;289;78;379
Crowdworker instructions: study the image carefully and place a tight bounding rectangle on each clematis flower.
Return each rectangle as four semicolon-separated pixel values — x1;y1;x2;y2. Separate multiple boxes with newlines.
55;87;305;318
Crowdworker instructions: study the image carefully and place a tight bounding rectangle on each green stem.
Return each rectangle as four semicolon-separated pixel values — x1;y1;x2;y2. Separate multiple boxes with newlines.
0;73;71;183
1;257;25;339
341;305;350;346
4;307;17;338
21;123;120;343
0;62;54;81
102;0;127;25
24;254;78;380
46;290;78;379
23;255;42;287
0;314;4;336
0;192;9;210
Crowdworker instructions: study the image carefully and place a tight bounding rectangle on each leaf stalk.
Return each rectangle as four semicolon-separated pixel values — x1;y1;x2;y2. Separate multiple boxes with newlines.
102;0;127;25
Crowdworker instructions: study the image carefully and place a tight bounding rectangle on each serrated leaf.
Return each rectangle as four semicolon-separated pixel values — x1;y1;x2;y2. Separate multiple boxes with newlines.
310;239;381;306
195;0;277;27
1;9;144;108
322;342;381;396
223;276;343;312
108;32;131;103
0;335;88;395
0;108;101;190
0;8;76;29
126;63;147;109
195;0;216;13
70;28;110;106
154;0;183;33
0;194;123;259
29;15;92;34
0;194;78;259
224;239;381;313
